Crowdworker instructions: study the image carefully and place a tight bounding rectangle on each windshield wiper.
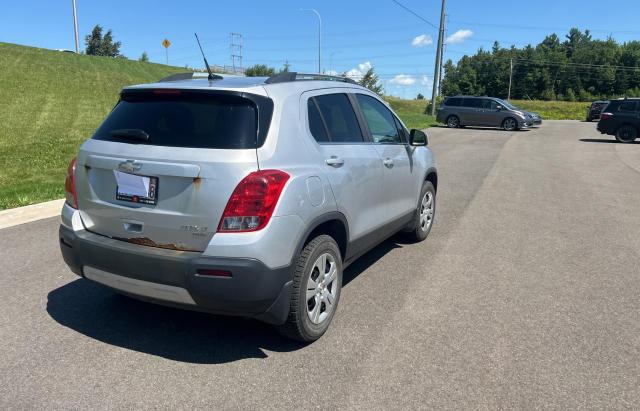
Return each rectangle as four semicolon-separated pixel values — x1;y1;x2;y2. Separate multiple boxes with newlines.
110;128;150;142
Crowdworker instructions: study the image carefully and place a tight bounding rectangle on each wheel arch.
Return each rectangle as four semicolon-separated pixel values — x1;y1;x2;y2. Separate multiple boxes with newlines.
295;212;349;262
424;167;438;192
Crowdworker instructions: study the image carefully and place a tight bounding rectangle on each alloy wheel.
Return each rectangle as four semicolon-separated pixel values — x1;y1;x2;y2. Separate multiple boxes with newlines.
306;253;338;325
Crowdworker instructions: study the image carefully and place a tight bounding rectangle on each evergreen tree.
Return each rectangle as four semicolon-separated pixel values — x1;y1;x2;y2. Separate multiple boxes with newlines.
84;25;121;57
138;51;149;62
358;67;383;94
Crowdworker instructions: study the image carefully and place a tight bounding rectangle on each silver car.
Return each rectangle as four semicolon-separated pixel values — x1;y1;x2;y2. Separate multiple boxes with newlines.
436;95;537;131
59;72;438;341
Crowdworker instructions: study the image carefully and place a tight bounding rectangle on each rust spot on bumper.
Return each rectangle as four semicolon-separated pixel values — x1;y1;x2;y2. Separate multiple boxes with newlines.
192;177;202;189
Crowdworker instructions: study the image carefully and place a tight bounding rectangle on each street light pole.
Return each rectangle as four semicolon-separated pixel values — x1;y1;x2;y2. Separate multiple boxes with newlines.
430;0;446;115
71;0;80;53
508;58;513;100
301;8;321;73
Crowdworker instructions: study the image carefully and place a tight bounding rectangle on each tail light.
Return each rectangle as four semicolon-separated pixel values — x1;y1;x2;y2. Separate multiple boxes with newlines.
600;112;612;120
218;170;289;232
64;157;78;209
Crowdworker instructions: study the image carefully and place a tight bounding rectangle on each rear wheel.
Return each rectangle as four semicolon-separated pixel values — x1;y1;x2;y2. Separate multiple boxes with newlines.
276;235;342;342
446;115;460;128
502;117;518;131
403;181;436;243
615;125;638;143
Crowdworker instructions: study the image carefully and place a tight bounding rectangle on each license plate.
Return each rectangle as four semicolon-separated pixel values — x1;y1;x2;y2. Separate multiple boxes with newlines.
113;170;158;205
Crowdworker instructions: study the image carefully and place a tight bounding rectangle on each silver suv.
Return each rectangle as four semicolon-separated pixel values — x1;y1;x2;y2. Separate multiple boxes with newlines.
59;72;438;341
436;95;539;131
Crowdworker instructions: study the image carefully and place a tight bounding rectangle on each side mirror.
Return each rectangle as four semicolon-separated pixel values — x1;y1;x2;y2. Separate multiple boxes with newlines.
496;105;503;111
409;129;428;146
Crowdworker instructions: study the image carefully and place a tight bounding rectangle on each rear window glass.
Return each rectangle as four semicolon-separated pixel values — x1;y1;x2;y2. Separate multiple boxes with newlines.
445;97;461;106
92;90;271;149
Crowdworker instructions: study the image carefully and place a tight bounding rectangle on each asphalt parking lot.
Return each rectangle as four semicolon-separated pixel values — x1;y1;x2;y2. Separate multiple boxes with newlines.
1;120;639;409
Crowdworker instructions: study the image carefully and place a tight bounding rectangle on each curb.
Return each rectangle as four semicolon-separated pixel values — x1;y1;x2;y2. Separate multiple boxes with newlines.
0;199;65;230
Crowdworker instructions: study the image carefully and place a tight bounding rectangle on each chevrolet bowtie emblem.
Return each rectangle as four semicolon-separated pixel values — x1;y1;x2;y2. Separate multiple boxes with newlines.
118;159;142;173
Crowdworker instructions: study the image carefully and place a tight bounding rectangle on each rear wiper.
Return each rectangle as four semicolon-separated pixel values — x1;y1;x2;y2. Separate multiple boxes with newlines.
110;128;150;142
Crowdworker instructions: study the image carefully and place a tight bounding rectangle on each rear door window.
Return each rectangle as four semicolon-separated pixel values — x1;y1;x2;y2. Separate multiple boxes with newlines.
307;99;330;142
445;97;462;107
618;101;639;112
92;90;272;149
463;98;482;108
311;93;364;143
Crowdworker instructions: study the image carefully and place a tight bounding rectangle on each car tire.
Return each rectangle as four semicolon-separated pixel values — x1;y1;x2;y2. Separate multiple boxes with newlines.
446;115;460;128
502;117;518;131
276;235;342;342
403;181;436;243
615;125;638;143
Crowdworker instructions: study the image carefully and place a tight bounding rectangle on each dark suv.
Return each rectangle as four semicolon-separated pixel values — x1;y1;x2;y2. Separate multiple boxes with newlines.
597;98;640;143
586;100;609;122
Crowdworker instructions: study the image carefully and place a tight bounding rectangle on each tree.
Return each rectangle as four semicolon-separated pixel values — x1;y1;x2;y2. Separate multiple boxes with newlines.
416;93;425;100
358;67;383;94
244;64;276;77
138;51;149;62
84;25;121;57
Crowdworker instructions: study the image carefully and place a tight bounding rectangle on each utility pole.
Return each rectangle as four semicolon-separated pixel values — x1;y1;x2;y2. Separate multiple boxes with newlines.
284;59;291;72
430;0;446;115
230;33;243;74
71;0;79;53
300;9;322;73
508;58;513;100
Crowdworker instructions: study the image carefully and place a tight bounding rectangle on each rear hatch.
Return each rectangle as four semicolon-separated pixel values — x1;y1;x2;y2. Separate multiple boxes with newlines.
75;88;273;251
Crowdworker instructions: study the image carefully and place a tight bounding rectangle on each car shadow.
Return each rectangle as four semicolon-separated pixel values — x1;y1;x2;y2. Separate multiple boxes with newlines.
433;125;530;132
46;238;401;364
579;138;640;145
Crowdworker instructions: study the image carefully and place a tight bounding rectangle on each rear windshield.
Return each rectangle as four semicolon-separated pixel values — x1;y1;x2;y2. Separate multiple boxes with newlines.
92;90;273;149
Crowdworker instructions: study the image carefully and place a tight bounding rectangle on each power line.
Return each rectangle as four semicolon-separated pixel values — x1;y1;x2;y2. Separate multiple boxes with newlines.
391;0;438;30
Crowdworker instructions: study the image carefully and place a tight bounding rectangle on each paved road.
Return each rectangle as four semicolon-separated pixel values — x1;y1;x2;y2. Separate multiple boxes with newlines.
1;121;639;409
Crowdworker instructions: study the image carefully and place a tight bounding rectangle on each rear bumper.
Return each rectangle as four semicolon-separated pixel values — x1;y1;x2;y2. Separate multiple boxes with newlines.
59;224;294;325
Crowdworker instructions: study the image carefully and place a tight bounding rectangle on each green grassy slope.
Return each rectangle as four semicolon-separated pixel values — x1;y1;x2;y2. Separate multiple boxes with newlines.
384;96;438;130
510;100;590;120
0;42;186;209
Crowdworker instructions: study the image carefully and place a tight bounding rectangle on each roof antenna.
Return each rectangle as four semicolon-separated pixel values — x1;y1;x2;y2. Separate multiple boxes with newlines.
194;33;220;81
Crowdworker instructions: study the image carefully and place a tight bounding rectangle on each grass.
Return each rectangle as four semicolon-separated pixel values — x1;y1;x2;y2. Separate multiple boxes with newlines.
384;96;438;130
510;100;589;120
0;42;185;210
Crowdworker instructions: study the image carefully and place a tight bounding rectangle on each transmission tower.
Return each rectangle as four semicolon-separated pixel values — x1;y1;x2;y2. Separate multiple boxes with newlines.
230;33;243;74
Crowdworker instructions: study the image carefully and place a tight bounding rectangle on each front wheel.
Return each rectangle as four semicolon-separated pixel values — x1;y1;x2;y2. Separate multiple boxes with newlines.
276;235;342;342
615;125;638;143
403;181;436;242
502;117;518;131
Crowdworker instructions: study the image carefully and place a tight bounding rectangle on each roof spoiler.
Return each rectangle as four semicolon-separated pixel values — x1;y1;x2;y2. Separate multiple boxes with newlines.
265;72;357;85
158;72;223;82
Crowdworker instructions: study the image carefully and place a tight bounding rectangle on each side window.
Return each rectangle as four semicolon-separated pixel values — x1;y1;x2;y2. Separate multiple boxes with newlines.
445;97;461;107
355;94;402;144
619;101;638;112
483;99;497;110
313;94;364;143
464;98;482;108
307;98;329;142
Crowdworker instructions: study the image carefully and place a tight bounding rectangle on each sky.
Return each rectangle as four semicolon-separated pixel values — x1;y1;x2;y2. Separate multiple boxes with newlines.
2;0;640;98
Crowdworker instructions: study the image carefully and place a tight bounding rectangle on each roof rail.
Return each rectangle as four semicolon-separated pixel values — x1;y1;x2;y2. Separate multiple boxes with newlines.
158;72;223;82
265;72;357;85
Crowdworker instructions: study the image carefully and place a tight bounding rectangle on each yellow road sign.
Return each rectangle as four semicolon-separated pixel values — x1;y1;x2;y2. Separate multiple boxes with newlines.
162;39;171;48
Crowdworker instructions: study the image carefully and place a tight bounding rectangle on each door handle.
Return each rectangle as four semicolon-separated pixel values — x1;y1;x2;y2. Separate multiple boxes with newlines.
325;156;345;167
383;158;394;168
